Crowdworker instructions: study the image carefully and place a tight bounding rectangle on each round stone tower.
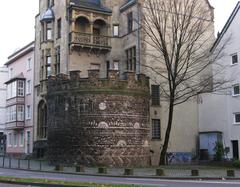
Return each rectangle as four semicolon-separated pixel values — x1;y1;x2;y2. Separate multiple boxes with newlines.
46;70;150;167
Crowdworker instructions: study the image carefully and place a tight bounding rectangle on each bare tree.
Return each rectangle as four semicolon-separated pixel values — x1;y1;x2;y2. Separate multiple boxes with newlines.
140;0;229;165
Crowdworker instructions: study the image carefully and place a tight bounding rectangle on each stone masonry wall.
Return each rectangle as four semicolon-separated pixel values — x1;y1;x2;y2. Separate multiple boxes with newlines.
47;70;150;167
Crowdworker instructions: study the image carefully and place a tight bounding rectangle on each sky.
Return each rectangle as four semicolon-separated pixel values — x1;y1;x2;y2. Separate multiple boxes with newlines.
0;0;239;66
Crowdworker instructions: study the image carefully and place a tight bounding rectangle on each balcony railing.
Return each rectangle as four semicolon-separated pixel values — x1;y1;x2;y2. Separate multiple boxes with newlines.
70;32;111;50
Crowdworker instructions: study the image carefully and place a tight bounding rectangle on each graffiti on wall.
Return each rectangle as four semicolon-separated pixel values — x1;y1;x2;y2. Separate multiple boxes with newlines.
167;152;192;164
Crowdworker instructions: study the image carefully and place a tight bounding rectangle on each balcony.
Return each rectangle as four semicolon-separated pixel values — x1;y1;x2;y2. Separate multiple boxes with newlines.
70;16;111;51
69;32;111;50
6;122;24;130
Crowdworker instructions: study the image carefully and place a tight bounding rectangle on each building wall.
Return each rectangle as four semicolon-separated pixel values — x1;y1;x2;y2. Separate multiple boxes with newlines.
140;0;215;165
0;67;8;133
199;4;240;160
34;0;215;165
5;44;34;155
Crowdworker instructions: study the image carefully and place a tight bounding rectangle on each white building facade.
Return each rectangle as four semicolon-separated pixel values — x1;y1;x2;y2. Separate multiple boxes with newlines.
199;2;240;160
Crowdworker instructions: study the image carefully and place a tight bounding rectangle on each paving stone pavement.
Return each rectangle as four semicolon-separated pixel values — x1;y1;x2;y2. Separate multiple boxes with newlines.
0;156;240;178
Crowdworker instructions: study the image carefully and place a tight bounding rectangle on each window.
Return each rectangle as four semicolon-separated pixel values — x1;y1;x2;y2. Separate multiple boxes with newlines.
46;22;52;40
113;61;119;70
233;84;240;96
47;0;54;7
38;101;47;139
127;12;133;33
152;119;161;139
57;18;61;38
9;68;13;79
55;46;60;74
113;25;119;37
14;133;18;147
232;54;238;65
8;133;12;147
7;81;17;99
26;80;31;94
126;46;136;71
46;56;52;77
47;66;51;77
152;85;160;106
27;58;32;71
20;131;24;147
90;63;100;70
17;80;25;97
234;113;240;124
26;105;31;120
6;105;17;122
12;81;17;97
17;105;24;121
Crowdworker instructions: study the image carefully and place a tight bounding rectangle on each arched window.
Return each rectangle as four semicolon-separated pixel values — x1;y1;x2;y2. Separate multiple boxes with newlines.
38;100;47;139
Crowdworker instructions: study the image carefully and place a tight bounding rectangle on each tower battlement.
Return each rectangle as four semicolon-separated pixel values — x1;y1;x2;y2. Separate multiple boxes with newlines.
47;70;149;94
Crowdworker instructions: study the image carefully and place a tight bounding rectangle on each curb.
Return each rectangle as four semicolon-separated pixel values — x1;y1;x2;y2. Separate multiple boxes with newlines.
0;180;88;187
0;167;240;181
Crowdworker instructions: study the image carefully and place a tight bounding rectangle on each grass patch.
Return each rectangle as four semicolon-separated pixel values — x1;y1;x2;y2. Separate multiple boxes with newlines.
0;176;145;187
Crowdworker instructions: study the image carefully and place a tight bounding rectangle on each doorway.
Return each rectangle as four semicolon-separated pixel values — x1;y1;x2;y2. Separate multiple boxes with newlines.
232;140;239;159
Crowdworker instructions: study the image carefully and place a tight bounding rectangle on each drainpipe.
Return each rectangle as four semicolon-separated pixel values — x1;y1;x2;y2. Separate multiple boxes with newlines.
66;0;70;74
137;0;141;75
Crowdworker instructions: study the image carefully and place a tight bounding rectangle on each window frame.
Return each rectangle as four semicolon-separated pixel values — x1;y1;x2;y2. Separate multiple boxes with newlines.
27;58;32;71
152;119;161;140
17;105;25;122
234;113;240;124
26;80;31;95
26;105;31;120
151;85;160;106
113;24;119;37
13;132;18;147
232;84;240;96
57;18;62;39
127;12;133;33
126;46;136;71
19;131;24;147
231;54;238;65
8;133;12;147
17;80;25;97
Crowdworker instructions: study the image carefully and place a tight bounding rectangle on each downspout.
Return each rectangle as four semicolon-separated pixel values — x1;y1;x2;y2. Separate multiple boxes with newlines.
137;0;141;74
66;0;70;74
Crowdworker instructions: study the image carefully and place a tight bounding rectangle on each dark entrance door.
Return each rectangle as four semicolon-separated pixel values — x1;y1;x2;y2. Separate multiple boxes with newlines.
232;140;239;159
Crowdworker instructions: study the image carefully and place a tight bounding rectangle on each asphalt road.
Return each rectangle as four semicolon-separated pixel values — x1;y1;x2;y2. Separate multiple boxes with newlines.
0;168;240;187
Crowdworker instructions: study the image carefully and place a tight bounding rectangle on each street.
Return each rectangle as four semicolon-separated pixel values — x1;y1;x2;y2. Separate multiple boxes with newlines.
0;184;38;187
0;168;240;187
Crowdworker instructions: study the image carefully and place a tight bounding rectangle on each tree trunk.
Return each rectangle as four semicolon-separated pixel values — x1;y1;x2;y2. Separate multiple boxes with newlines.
159;96;174;165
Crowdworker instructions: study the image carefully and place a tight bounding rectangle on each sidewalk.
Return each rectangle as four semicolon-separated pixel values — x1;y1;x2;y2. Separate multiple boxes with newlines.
0;156;240;179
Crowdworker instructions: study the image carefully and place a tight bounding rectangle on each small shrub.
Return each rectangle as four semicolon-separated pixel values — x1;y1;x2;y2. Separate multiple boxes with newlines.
233;160;240;168
214;142;224;161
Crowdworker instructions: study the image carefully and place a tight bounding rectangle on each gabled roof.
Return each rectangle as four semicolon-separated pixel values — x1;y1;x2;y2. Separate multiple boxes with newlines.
70;0;112;14
211;1;240;51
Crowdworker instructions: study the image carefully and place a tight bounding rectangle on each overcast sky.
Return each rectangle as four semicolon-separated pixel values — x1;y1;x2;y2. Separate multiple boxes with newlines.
0;0;239;66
